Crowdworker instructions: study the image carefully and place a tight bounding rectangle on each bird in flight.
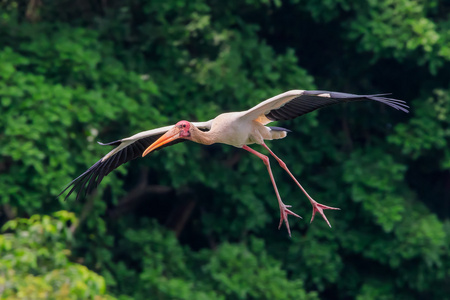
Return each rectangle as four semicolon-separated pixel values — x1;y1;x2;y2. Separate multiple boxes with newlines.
60;90;408;236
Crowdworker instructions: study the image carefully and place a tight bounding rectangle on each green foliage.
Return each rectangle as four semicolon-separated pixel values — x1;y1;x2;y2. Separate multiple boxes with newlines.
0;25;161;216
0;0;449;299
0;211;114;299
201;239;318;300
88;219;316;299
348;0;441;62
389;89;450;160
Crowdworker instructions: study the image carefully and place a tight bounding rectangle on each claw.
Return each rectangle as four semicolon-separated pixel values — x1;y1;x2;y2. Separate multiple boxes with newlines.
310;200;340;227
278;204;302;237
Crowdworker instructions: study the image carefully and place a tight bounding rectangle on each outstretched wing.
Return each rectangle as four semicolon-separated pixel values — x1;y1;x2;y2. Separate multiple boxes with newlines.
242;90;409;125
59;121;212;201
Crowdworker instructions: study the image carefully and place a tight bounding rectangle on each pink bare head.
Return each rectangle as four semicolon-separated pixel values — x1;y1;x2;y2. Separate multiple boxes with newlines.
175;120;191;138
142;120;193;157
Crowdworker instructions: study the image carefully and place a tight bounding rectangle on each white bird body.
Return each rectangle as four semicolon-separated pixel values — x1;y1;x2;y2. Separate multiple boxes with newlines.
206;112;280;147
60;89;408;236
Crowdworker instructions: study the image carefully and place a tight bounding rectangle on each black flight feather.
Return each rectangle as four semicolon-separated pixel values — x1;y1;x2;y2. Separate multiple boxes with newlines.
58;134;188;201
265;90;409;122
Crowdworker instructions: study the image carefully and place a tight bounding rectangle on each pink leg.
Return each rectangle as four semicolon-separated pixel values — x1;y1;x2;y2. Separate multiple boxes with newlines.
261;143;340;227
242;145;302;237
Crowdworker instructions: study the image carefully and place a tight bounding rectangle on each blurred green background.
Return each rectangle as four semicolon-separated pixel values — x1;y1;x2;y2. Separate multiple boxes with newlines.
1;0;449;299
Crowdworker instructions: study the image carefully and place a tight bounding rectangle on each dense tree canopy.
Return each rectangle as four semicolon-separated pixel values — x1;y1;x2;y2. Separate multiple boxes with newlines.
1;0;449;299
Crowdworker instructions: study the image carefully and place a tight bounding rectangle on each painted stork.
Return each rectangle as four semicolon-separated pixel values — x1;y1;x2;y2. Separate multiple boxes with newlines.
60;90;408;236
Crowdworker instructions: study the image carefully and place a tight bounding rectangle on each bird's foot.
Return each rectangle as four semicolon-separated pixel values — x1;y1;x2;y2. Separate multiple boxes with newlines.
310;199;340;228
278;203;302;237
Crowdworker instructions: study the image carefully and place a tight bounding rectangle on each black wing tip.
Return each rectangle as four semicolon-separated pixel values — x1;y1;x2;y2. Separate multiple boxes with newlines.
367;96;410;113
304;90;409;113
57;159;104;201
59;140;121;200
304;90;393;99
60;136;162;201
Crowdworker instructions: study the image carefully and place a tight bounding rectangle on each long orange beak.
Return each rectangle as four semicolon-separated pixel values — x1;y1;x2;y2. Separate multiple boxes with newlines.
142;127;181;157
